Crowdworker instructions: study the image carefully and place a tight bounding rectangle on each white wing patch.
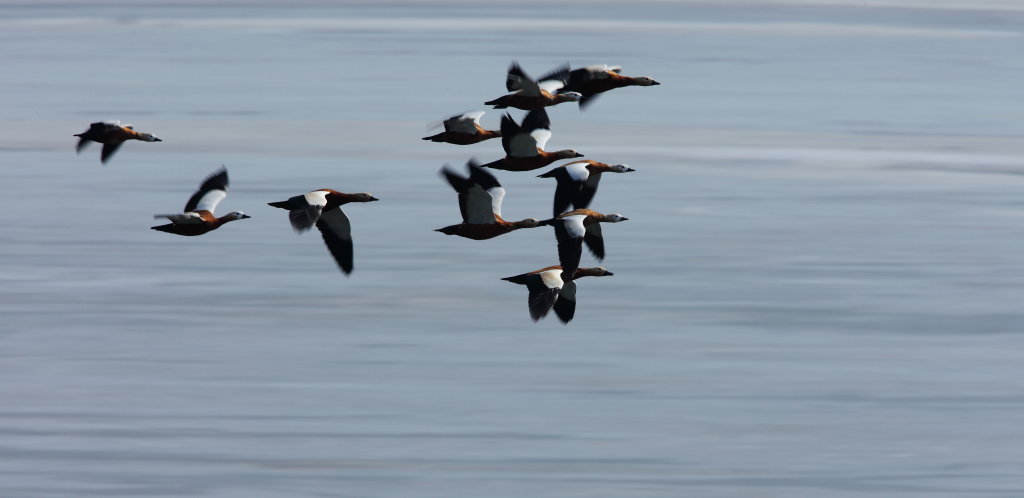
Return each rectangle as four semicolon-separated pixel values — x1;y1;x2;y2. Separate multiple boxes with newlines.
582;64;616;78
192;190;226;214
565;162;591;182
562;214;587;238
537;80;564;94
539;269;564;290
303;190;329;207
445;111;484;134
531;129;552;152
155;212;204;224
507;131;540;157
487;186;506;218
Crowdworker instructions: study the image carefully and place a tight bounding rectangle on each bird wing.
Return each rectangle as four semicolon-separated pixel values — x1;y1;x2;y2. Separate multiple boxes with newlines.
505;61;533;92
525;270;563;321
152;212;205;224
445;111;486;134
184;168;229;214
537;80;565;94
583;221;605;260
442;163;499;224
100;142;123;164
468;161;505;219
577;93;601;110
575;169;603;210
295;192;329;232
551;176;582;217
316;208;354;275
523;108;552;151
554;216;586;278
505;109;550;156
499;112;521;155
552;278;577;323
536;63;570;94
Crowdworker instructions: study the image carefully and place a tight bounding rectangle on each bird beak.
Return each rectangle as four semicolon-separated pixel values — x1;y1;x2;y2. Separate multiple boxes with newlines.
242;214;252;219
605;271;615;276
651;80;661;85
621;217;629;221
154;137;163;142
625;167;636;172
369;196;380;202
574;152;584;157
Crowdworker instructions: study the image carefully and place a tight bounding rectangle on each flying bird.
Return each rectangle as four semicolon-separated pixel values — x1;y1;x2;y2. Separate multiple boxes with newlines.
268;189;378;275
537;159;635;216
503;265;614;323
552;64;660;109
74;120;161;164
479;108;583;171
542;208;628;278
484;61;582;110
422;111;501;145
436;160;542;239
151;167;250;236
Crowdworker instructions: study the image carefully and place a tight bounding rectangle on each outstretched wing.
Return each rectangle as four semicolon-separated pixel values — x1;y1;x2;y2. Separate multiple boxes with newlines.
505;61;532;92
467;161;505;219
444;111;486;134
583;222;605;260
100;142;123;164
554;217;586;279
505;109;550;157
525;270;562;321
575;169;603;210
184;168;229;214
442;162;499;224
552;278;577;323
535;63;570;94
316;208;354;275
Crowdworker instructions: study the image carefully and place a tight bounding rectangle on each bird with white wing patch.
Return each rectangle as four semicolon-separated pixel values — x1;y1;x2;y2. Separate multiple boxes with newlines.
268;189;379;276
422;111;502;145
151;167;250;236
537;159;635;216
540;208;628;279
503;265;614;323
479;108;583;172
74;120;161;164
484;61;582;110
435;159;544;240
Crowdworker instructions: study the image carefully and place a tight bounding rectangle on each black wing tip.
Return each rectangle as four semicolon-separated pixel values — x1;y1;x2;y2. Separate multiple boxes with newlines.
467;162;501;190
440;164;469;192
203;166;230;186
522;108;551;130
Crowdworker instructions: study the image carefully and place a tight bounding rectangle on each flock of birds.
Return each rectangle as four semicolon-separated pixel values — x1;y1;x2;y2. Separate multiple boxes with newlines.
425;62;658;323
73;62;659;324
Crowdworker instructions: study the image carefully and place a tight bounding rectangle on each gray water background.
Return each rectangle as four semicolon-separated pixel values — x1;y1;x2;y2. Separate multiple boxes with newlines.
1;1;1023;496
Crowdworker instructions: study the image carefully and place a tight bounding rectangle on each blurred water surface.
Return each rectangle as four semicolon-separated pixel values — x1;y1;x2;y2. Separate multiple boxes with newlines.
1;1;1023;496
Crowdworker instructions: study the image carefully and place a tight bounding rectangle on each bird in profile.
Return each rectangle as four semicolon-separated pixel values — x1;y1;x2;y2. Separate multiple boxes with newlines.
151;167;250;236
503;265;614;323
537;159;635;216
422;111;501;145
542;208;628;278
479;108;583;171
484;61;582;110
74;120;161;164
555;64;660;109
436;160;542;240
268;189;379;275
